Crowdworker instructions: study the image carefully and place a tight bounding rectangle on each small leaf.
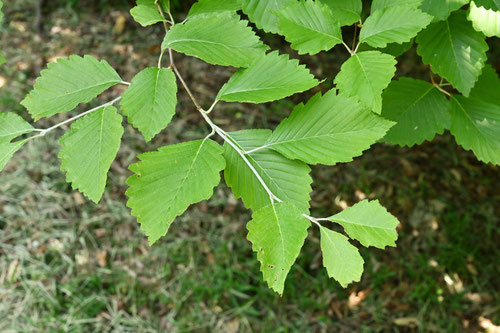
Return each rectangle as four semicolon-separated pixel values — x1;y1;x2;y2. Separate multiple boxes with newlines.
223;129;312;213
241;0;295;34
217;51;319;103
266;91;394;165
188;0;241;17
162;12;267;68
359;6;432;48
416;11;488;96
0;113;34;143
59;106;124;203
276;0;343;55
334;51;396;113
468;0;500;37
320;227;364;287
126;139;226;245
247;202;310;295
420;0;469;21
327;200;400;249
381;78;451;147
21;55;122;120
130;0;165;27
120;67;177;142
319;0;362;26
0;140;27;172
449;95;500;165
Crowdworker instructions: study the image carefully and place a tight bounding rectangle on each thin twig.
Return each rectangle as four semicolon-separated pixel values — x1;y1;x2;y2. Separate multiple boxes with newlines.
169;49;202;110
29;97;122;140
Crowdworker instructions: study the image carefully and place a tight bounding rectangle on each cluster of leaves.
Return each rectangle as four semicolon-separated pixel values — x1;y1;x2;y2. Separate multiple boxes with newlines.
1;0;499;294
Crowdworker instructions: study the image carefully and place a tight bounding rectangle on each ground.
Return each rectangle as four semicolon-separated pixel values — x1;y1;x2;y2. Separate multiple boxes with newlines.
0;1;499;332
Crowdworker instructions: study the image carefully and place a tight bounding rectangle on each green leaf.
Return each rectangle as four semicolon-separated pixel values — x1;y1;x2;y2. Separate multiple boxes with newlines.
241;0;295;34
120;67;177;142
0;113;34;143
223;129;312;213
449;95;500;165
217;51;319;103
357;40;414;58
0;0;3;22
334;51;396;114
359;6;432;48
247;202;310;295
0;140;27;172
130;0;165;27
420;0;469;21
266;91;394;165
327;200;400;249
416;11;488;96
21;55;122;121
276;0;343;55
162;12;267;68
126;139;226;245
58;106;124;203
319;227;364;287
188;0;241;17
468;1;500;37
381;78;451;147
319;0;362;26
371;0;423;12
470;65;500;107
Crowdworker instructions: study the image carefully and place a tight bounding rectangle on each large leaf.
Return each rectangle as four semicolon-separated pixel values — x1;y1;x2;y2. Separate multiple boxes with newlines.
266;91;394;165
276;0;342;55
223;129;312;213
359;6;432;48
241;0;295;34
470;65;500;107
127;139;226;245
130;0;165;27
327;200;399;249
334;51;396;113
21;55;122;120
449;95;500;165
120;67;177;142
416;11;488;96
420;0;469;21
162;12;267;68
58;106;123;203
0;113;34;142
320;227;364;287
188;0;241;17
371;0;423;12
381;78;451;147
468;1;500;37
0;140;27;172
217;51;319;103
319;0;362;26
247;202;310;295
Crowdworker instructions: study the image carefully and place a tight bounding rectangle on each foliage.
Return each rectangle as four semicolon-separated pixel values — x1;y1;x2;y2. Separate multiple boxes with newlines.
1;0;499;294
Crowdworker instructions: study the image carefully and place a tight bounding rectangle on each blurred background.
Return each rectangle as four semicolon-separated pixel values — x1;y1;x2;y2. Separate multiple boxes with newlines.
0;0;499;331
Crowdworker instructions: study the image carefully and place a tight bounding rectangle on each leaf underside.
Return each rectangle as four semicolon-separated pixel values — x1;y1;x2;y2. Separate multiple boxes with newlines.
120;67;177;142
21;55;122;120
223;129;313;213
58;106;124;204
217;51;319;103
247;202;310;295
126;139;226;245
266;90;395;165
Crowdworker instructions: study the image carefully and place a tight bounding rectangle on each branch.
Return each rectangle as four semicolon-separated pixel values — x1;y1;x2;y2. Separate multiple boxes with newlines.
29;97;122;140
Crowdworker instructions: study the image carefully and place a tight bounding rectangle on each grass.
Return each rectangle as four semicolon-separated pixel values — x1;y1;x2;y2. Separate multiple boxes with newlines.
1;2;499;332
